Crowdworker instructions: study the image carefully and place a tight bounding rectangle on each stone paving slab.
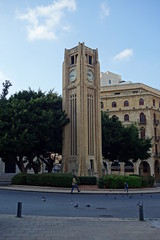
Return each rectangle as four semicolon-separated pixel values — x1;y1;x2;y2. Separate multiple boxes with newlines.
0;214;160;240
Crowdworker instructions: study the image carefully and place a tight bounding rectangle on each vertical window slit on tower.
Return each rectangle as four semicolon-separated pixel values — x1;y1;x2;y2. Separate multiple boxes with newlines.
70;94;77;155
87;94;94;155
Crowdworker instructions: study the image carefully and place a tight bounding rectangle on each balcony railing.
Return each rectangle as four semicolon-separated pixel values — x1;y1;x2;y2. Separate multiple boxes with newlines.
137;119;146;125
154;136;160;141
153;152;160;157
153;120;159;126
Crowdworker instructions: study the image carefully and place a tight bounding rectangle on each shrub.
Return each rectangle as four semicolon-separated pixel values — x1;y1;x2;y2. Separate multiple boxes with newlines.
98;177;104;189
11;173;28;185
11;173;154;189
26;174;40;186
130;175;155;187
103;175;118;189
126;176;141;188
11;173;73;187
48;173;73;187
78;176;97;185
141;176;154;187
100;175;142;189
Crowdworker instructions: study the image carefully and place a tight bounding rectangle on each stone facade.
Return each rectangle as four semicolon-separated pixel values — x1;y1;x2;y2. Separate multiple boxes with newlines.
100;71;160;180
62;43;102;176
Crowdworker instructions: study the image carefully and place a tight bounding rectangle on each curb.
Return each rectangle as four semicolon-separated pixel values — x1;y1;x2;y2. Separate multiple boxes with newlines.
0;185;160;194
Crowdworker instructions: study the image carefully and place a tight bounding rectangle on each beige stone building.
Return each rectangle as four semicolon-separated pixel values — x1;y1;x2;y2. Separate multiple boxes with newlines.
100;71;160;180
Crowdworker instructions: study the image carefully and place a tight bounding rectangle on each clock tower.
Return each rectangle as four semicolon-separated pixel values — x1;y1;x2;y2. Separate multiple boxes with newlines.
62;42;102;176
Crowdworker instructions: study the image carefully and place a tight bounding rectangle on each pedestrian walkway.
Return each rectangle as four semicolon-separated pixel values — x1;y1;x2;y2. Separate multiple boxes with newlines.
0;214;160;240
0;184;160;194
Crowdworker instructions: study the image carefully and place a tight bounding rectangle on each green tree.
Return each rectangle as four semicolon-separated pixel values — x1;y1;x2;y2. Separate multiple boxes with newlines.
102;112;152;163
0;80;12;99
0;89;69;173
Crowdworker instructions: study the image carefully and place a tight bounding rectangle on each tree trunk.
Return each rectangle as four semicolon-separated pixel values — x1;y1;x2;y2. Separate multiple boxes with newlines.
15;156;27;173
38;154;54;173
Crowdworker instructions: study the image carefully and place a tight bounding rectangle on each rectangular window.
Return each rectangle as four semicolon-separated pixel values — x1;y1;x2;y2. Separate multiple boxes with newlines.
89;55;92;65
153;99;155;107
75;54;78;63
155;144;158;156
71;55;74;65
90;159;94;170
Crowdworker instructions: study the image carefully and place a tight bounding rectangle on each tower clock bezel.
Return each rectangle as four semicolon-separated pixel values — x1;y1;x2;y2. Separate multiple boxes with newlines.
87;69;94;82
69;68;77;82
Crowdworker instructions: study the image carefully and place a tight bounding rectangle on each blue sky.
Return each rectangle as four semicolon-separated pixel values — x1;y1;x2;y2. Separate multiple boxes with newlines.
0;0;160;96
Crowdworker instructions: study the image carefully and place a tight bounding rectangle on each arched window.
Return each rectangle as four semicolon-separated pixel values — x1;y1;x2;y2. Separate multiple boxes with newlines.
112;115;118;119
139;161;150;174
124;100;129;107
140;127;145;138
111;161;120;171
112;101;117;108
124;161;134;172
139;98;144;106
140;112;146;123
124;114;129;121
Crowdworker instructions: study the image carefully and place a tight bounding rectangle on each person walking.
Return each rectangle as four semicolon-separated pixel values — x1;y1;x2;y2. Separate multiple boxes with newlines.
124;182;128;193
71;175;80;193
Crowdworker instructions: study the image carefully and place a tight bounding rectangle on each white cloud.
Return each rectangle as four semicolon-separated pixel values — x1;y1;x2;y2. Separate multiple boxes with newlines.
114;49;133;61
16;0;76;41
100;2;110;19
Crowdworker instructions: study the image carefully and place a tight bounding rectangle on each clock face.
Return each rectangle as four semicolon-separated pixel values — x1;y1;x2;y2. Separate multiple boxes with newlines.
69;69;77;82
87;69;94;82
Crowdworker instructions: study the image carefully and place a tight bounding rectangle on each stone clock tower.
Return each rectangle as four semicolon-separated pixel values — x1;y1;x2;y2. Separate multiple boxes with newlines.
62;42;102;176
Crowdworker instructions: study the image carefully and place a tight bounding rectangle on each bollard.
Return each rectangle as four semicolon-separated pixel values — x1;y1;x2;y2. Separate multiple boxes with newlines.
17;202;22;218
139;203;144;221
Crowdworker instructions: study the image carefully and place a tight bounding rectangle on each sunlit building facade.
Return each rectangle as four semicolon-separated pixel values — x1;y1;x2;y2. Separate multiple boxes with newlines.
100;71;160;180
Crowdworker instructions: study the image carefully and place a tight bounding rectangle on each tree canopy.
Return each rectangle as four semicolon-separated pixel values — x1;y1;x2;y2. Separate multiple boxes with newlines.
0;80;12;100
102;112;152;163
0;89;69;173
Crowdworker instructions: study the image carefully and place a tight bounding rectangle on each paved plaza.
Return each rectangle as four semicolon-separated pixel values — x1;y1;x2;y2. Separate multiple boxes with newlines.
0;185;160;239
0;214;160;240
